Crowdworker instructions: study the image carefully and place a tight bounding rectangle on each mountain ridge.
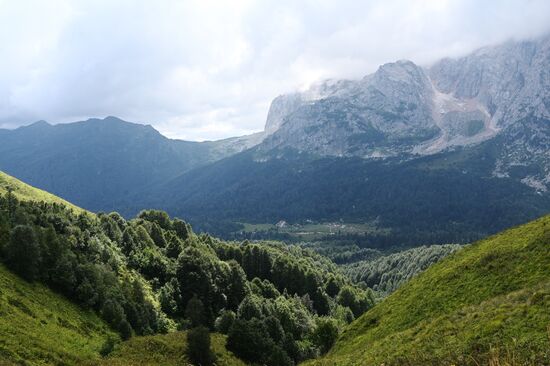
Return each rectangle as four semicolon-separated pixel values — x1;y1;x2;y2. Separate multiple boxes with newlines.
0;36;548;246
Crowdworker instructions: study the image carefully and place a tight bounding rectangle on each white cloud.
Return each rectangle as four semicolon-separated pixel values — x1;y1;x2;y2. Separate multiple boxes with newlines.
0;0;549;140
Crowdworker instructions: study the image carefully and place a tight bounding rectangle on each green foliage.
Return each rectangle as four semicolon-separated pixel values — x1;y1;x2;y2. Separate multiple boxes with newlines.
5;225;41;281
344;244;461;295
312;317;339;355
0;194;164;341
159;145;550;248
187;326;215;366
307;215;550;365
215;310;236;334
93;332;246;366
336;286;374;318
0;173;374;365
118;319;133;341
185;295;205;328
0;263;116;365
227;318;275;364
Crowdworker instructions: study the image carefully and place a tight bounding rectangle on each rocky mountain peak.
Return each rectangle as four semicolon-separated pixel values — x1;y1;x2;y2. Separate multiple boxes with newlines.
257;35;550;190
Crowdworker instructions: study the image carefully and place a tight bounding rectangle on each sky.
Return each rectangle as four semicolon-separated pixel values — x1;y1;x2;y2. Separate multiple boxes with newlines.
0;0;549;141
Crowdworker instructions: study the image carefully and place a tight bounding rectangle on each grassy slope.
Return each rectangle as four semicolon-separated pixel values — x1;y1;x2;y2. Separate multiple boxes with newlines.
0;172;247;365
0;264;116;365
91;332;246;366
306;215;550;366
0;170;85;213
0;172;112;365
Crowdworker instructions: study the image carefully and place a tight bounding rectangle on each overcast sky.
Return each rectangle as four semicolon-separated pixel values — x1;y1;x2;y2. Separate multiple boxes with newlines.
1;0;549;141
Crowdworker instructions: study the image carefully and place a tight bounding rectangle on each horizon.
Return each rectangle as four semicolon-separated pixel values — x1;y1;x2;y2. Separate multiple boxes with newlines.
3;32;549;143
1;0;550;141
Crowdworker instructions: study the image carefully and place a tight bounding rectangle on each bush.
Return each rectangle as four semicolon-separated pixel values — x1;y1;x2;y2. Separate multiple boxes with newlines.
118;319;132;341
100;336;117;357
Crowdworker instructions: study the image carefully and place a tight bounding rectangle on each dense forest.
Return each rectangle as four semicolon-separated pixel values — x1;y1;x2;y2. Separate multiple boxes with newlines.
343;244;461;295
149;143;550;248
0;191;375;365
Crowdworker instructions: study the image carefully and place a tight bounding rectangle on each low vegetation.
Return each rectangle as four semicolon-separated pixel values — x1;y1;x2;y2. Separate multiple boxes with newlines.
91;332;245;366
306;215;550;365
0;172;375;365
0;171;84;213
0;264;115;365
1;171;548;366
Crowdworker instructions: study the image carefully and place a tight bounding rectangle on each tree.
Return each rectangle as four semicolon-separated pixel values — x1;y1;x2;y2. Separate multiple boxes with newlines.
325;276;341;297
5;225;41;281
185;294;205;327
150;223;167;248
312;287;331;316
264;315;285;344
138;210;172;230
215;310;236;334
121;227;138;255
312;317;339;354
172;218;190;240
5;186;17;223
237;294;263;320
101;300;125;327
337;286;373;318
165;233;183;259
225;260;249;310
118;319;133;340
267;345;294;366
159;278;182;316
227;318;274;364
187;326;215;366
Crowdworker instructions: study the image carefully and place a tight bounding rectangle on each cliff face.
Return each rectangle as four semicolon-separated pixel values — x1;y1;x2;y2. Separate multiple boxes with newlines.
257;35;550;189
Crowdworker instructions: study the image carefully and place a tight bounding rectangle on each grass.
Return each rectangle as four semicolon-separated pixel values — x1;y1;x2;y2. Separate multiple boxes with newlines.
0;264;116;365
240;221;386;240
0;171;85;214
305;215;550;366
91;331;247;366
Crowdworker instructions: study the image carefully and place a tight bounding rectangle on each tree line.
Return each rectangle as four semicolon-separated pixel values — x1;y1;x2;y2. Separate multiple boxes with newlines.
0;192;375;365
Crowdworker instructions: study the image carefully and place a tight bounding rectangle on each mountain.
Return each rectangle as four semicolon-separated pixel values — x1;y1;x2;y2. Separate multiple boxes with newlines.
261;35;550;170
0;36;549;248
150;137;550;246
305;214;550;365
255;34;550;189
0;116;259;213
142;35;550;244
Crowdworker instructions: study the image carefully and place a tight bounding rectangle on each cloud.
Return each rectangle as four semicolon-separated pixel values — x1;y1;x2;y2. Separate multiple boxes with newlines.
0;0;549;140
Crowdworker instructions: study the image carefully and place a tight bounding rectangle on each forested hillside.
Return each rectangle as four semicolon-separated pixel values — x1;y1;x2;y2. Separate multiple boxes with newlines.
343;244;461;295
151;140;550;247
0;171;374;365
307;215;550;365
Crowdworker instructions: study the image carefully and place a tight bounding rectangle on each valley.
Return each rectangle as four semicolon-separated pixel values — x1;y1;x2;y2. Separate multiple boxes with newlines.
0;31;549;366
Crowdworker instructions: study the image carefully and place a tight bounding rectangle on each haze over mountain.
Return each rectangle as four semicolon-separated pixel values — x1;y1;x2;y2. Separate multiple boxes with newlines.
0;116;257;212
0;35;549;246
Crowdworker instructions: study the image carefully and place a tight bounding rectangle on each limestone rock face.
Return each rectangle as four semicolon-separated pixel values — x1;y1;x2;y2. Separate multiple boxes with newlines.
256;35;550;190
